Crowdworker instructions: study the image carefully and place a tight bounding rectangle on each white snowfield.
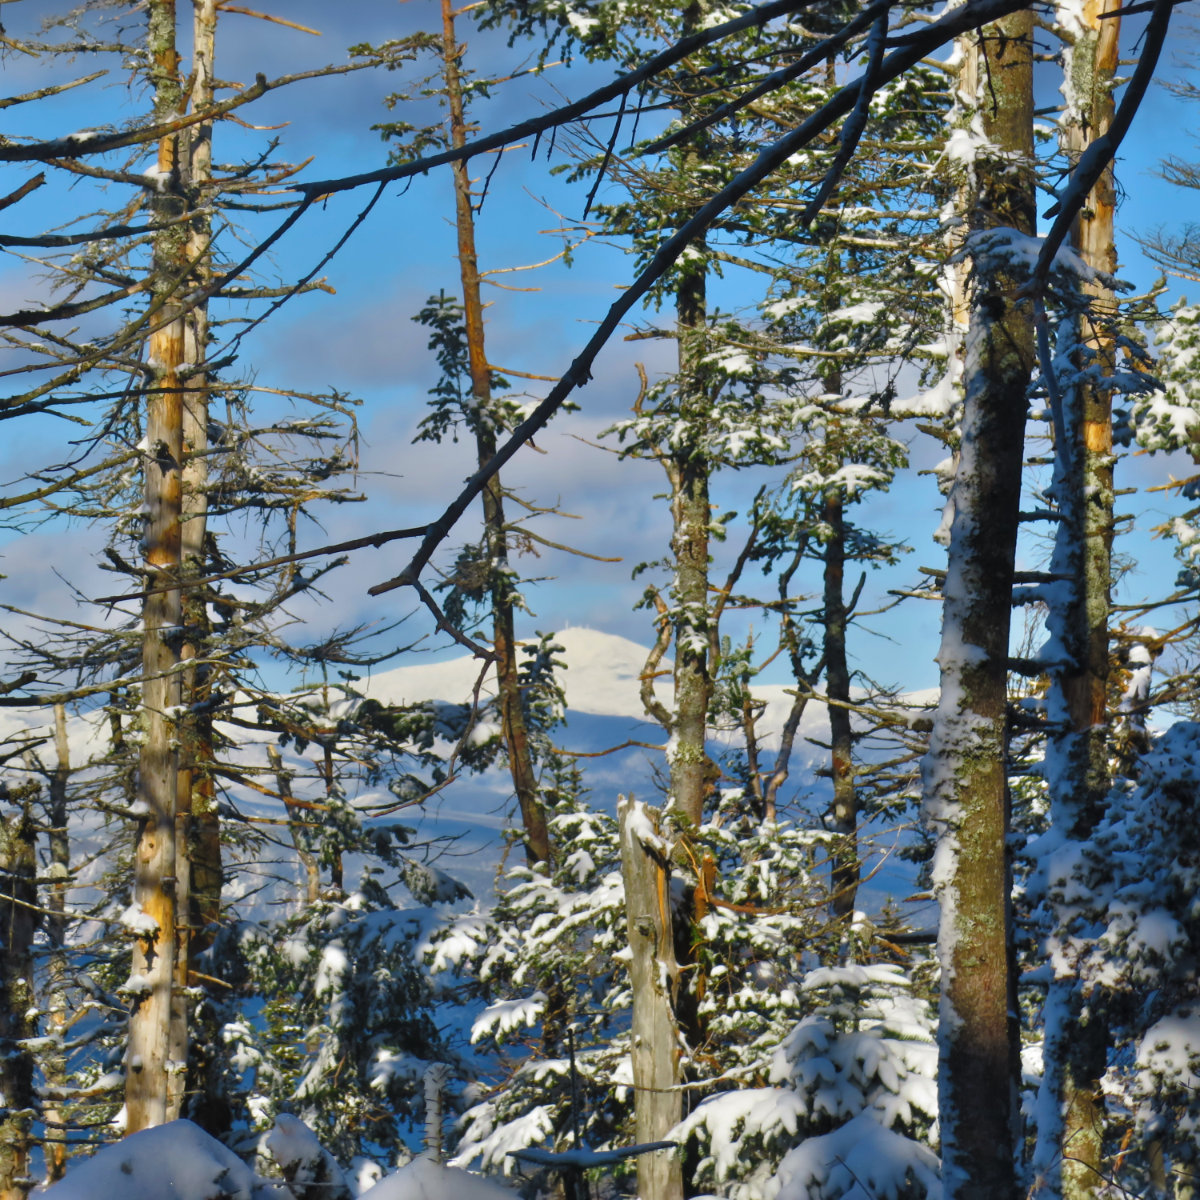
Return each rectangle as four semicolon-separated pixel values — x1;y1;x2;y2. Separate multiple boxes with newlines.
37;1118;518;1200
363;625;668;721
365;624;838;742
359;1155;517;1200
36;1120;261;1199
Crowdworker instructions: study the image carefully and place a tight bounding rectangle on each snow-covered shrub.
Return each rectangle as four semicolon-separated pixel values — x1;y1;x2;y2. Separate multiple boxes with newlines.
688;795;836;1075
1029;722;1200;1185
1134;299;1200;455
214;861;476;1171
39;1119;271;1200
673;962;939;1200
454;785;912;1198
451;803;633;1180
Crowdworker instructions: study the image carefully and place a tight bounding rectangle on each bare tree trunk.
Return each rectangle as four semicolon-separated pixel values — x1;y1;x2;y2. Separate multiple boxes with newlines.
669;264;713;832
321;743;343;894
42;706;71;1182
441;0;550;867
761;689;813;825
740;637;767;818
619;797;683;1200
1061;0;1118;849
423;1063;450;1163
823;489;859;922
171;0;220;1126
924;16;1034;1200
0;787;38;1200
1034;6;1120;1198
763;547;821;825
127;0;186;1133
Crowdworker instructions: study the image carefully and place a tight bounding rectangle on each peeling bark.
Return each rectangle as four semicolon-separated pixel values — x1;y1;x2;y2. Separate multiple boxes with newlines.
173;0;221;1129
41;707;71;1183
127;0;187;1133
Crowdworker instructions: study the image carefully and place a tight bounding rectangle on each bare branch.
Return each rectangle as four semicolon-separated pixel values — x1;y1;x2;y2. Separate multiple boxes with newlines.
0;70;107;111
291;0;842;202
0;173;46;213
0;61;382;164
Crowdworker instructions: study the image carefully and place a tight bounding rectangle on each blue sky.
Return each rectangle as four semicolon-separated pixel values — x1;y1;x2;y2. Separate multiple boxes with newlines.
1;3;1199;706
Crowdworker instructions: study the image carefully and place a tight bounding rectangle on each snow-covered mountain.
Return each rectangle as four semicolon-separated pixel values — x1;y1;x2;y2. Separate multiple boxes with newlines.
0;626;926;914
364;623;835;759
365;625;663;720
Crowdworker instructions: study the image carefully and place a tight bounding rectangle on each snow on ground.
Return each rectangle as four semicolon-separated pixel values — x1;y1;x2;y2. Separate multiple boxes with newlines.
359;1155;517;1199
36;1120;267;1199
37;1119;519;1200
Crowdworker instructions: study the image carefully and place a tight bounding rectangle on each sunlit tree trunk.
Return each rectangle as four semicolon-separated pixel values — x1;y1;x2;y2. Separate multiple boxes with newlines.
127;0;187;1133
619;797;683;1200
441;0;550;867
669;262;714;833
1033;5;1120;1197
174;0;223;1129
924;16;1035;1200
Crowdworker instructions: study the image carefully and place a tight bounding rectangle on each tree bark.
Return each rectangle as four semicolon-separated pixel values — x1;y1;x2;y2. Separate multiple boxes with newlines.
172;0;221;1127
619;797;683;1200
0;788;38;1200
127;0;187;1133
823;488;859;922
41;706;71;1183
1034;6;1120;1197
441;0;550;867
668;264;713;832
924;16;1035;1200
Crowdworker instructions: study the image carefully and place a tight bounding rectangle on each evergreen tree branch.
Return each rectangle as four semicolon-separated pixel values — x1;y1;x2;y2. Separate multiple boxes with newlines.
798;7;890;226
641;0;890;158
367;0;1043;598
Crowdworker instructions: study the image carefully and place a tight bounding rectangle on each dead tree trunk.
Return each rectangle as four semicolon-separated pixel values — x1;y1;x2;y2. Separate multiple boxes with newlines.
668;263;714;833
127;0;187;1133
441;0;550;867
619;796;683;1200
924;15;1035;1200
172;0;221;1127
270;747;321;906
